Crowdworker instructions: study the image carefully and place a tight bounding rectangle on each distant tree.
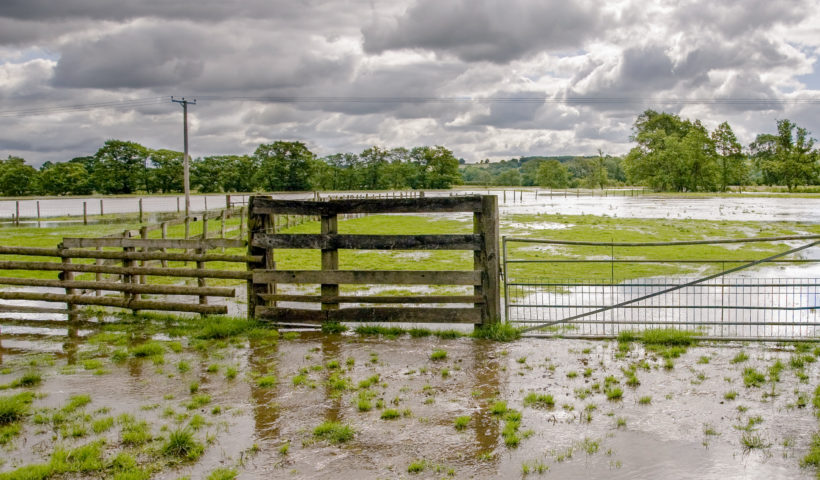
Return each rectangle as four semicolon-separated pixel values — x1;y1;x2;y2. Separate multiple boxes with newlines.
91;140;149;194
253;141;314;191
536;159;569;188
38;161;92;195
623;110;719;191
358;146;391;190
147;149;183;193
750;119;818;191
585;151;610;189
495;169;521;186
0;156;37;196
711;121;747;191
413;145;461;189
218;155;258;192
192;156;226;193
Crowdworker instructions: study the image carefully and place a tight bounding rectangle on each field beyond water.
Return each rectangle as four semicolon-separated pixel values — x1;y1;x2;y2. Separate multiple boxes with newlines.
1;318;819;479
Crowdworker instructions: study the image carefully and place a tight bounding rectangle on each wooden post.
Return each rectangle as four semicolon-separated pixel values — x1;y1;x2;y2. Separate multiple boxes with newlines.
138;198;143;223
139;226;148;285
204;196;208;212
177;197;180;213
474;195;500;325
95;246;103;296
201;211;209;239
239;206;245;239
220;209;227;253
15;201;19;226
160;222;168;268
247;197;274;319
36;201;40;225
321;213;339;313
100;199;104;216
226;194;231;209
83;202;87;225
60;248;78;321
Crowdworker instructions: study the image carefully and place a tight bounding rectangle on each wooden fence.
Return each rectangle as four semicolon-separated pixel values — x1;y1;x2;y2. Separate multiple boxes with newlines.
247;195;500;325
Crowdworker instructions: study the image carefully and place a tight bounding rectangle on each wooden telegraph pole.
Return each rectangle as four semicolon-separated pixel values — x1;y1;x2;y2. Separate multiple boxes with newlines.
171;97;196;217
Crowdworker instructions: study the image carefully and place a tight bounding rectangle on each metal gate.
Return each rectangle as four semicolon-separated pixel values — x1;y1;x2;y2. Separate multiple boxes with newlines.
502;235;820;340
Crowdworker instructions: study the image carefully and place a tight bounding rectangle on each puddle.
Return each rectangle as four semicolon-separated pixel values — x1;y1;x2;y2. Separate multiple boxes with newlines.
0;330;817;479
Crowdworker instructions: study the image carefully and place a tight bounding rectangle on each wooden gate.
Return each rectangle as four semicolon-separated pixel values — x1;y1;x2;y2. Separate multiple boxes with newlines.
247;195;500;325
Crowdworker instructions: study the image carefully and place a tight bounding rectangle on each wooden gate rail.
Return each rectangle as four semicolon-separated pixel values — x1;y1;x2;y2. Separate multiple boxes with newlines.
0;238;249;317
247;195;500;325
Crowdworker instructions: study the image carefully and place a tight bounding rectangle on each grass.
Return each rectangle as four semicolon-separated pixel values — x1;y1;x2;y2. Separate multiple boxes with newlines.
0;392;34;424
256;376;277;388
430;349;448;361
605;387;624;401
7;371;42;389
740;432;770;451
313;421;354;444
731;351;749;364
472;322;521;341
724;390;738;400
523;392;555;409
381;409;401;420
742;367;766;388
454;415;471;430
162;428;204;461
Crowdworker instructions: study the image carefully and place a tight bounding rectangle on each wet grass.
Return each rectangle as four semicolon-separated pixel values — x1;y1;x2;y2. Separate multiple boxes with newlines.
313;421;354;444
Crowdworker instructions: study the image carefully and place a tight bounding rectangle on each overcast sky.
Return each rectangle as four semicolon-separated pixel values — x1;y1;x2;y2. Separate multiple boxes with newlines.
1;0;819;166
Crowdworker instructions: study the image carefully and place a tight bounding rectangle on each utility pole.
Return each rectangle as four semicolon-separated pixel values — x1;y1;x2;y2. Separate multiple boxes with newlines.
171;96;196;217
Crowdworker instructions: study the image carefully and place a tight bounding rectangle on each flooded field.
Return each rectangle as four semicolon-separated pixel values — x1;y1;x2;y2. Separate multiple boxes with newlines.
4;189;820;223
1;321;819;479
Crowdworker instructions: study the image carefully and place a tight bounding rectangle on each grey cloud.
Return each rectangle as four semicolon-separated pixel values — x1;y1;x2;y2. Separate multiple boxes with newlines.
672;0;810;39
362;0;606;63
52;23;214;89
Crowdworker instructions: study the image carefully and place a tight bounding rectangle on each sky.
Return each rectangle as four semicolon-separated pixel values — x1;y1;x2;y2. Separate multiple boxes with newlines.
0;0;819;167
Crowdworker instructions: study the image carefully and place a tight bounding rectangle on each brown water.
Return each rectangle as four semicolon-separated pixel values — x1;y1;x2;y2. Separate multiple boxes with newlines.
0;329;816;479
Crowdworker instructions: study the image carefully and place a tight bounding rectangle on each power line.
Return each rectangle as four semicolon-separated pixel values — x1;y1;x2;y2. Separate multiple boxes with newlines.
1;94;818;118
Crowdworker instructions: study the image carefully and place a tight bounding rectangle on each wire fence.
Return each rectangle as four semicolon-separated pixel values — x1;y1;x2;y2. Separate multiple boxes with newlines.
503;235;820;340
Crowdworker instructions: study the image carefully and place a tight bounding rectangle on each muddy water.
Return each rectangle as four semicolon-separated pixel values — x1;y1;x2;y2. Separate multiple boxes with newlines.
1;331;816;479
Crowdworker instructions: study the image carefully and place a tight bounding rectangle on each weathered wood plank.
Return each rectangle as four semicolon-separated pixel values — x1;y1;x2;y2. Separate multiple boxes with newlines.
59;249;258;263
0;291;227;314
260;294;484;304
0;261;250;279
253;269;481;285
252;233;482;250
0;276;235;297
254;306;481;323
476;195;500;324
0;304;69;314
61;237;246;250
250;196;483;215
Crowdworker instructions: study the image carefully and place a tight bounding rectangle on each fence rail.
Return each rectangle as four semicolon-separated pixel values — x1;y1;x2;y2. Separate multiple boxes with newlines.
248;195;500;325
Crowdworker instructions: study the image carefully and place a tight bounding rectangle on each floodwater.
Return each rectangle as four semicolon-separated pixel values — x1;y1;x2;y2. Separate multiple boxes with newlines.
0;331;816;478
4;189;820;223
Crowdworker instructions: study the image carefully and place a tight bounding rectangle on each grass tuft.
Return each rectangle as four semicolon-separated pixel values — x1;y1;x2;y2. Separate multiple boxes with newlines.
472;322;521;342
162;428;204;461
313;421;354;444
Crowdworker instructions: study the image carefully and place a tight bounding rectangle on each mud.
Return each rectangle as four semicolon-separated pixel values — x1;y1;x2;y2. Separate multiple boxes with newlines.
0;330;817;479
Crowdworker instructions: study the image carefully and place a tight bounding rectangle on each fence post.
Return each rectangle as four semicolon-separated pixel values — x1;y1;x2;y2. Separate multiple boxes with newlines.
60;247;78;321
239;206;245;239
321;212;339;313
475;195;500;325
36;201;40;225
15;201;19;226
201;211;209;239
226;194;231;209
160;222;168;268
83;202;87;225
95;245;103;296
247;197;274;319
139;226;148;285
138;198;143;223
100;198;104;216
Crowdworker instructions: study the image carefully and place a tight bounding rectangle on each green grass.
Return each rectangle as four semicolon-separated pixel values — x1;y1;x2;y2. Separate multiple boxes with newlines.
206;468;238;480
321;322;348;334
454;415;471;430
638;396;651;405
731;351;749;364
605;387;624;401
742;368;766;388
130;342;165;358
313;421;355;444
0;392;34;424
472;323;521;342
7;371;42;389
256;376;277;388
430;349;447;361
523;392;555;409
381;409;401;420
162;428;204;461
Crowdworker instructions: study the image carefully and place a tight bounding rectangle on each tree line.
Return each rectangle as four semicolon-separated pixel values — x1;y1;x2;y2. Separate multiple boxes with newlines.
2;110;818;196
0;141;462;196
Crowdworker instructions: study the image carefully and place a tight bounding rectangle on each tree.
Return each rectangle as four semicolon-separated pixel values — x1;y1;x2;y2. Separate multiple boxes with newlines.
536;159;569;188
623;110;719;191
751;119;818;191
218;155;258;192
192;156;226;193
358;146;390;190
37;161;92;195
495;169;521;186
412;146;461;189
0;156;37;196
147;149;183;193
585;150;610;189
91;140;149;194
711;122;747;191
253;141;314;191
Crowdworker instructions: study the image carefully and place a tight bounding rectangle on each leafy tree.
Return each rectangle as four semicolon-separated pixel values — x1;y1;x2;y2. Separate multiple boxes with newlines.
710;122;747;191
413;145;461;189
191;156;226;193
536;159;569;188
751;119;818;191
623;110;719;191
91;140;149;194
495;169;521;186
217;155;258;192
358;146;391;190
0;156;37;196
253;141;314;191
585;151;610;189
147;149;183;193
37;161;92;195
